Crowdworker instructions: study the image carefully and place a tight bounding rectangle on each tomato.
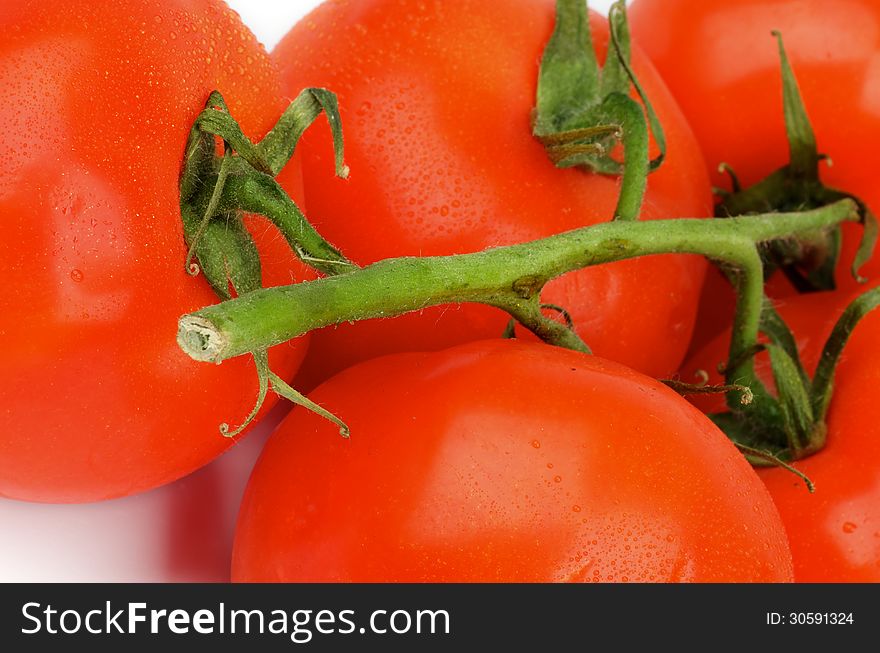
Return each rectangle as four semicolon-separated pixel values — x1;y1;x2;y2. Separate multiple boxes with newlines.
682;288;880;581
233;340;793;582
272;0;712;388
629;0;880;348
0;0;309;502
630;0;880;284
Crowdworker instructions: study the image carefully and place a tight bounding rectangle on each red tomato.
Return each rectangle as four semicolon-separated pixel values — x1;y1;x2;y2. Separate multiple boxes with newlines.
0;0;308;502
630;0;880;349
682;289;880;581
272;0;712;387
233;340;793;583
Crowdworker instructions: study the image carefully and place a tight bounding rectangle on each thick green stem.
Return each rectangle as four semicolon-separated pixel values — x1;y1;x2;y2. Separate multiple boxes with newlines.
178;200;858;364
495;298;592;353
723;246;766;408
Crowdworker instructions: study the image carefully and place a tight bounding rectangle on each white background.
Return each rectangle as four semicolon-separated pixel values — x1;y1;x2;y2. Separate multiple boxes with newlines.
227;0;621;51
1;0;622;582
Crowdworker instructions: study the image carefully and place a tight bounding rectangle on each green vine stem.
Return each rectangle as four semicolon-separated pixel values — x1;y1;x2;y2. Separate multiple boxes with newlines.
178;200;859;369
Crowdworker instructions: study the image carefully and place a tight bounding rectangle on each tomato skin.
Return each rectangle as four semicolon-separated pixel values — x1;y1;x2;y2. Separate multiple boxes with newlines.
629;0;880;289
762;341;880;582
272;0;712;387
0;0;308;502
233;340;792;583
682;289;880;581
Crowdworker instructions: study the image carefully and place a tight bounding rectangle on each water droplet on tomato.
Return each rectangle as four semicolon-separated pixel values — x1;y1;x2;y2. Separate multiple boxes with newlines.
553;476;562;483
530;440;540;449
842;522;858;534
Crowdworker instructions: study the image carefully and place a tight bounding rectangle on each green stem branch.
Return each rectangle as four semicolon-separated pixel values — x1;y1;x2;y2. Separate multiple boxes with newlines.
178;200;859;365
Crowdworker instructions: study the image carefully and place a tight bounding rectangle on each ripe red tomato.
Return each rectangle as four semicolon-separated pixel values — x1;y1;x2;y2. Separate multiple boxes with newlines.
272;0;712;387
630;0;880;351
0;0;308;502
233;340;793;582
630;0;880;287
682;289;880;581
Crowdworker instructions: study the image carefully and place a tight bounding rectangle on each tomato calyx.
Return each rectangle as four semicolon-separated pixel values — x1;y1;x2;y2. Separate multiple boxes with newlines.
532;0;665;221
177;89;355;437
715;32;878;291
704;286;880;488
180;90;354;284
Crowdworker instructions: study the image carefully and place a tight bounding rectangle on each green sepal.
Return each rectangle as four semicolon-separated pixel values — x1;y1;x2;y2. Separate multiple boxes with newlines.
765;343;815;455
220;350;272;438
220;350;350;439
716;32;876;290
191;91;273;175
759;300;810;388
179;90;354;282
662;379;754;405
773;31;819;180
709;411;776;453
223;169;355;276
708;414;815;494
269;371;350;438
180;204;263;300
260;87;349;178
533;0;664;221
809;285;880;422
734;441;815;493
606;1;666;172
815;187;879;283
534;0;600;134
